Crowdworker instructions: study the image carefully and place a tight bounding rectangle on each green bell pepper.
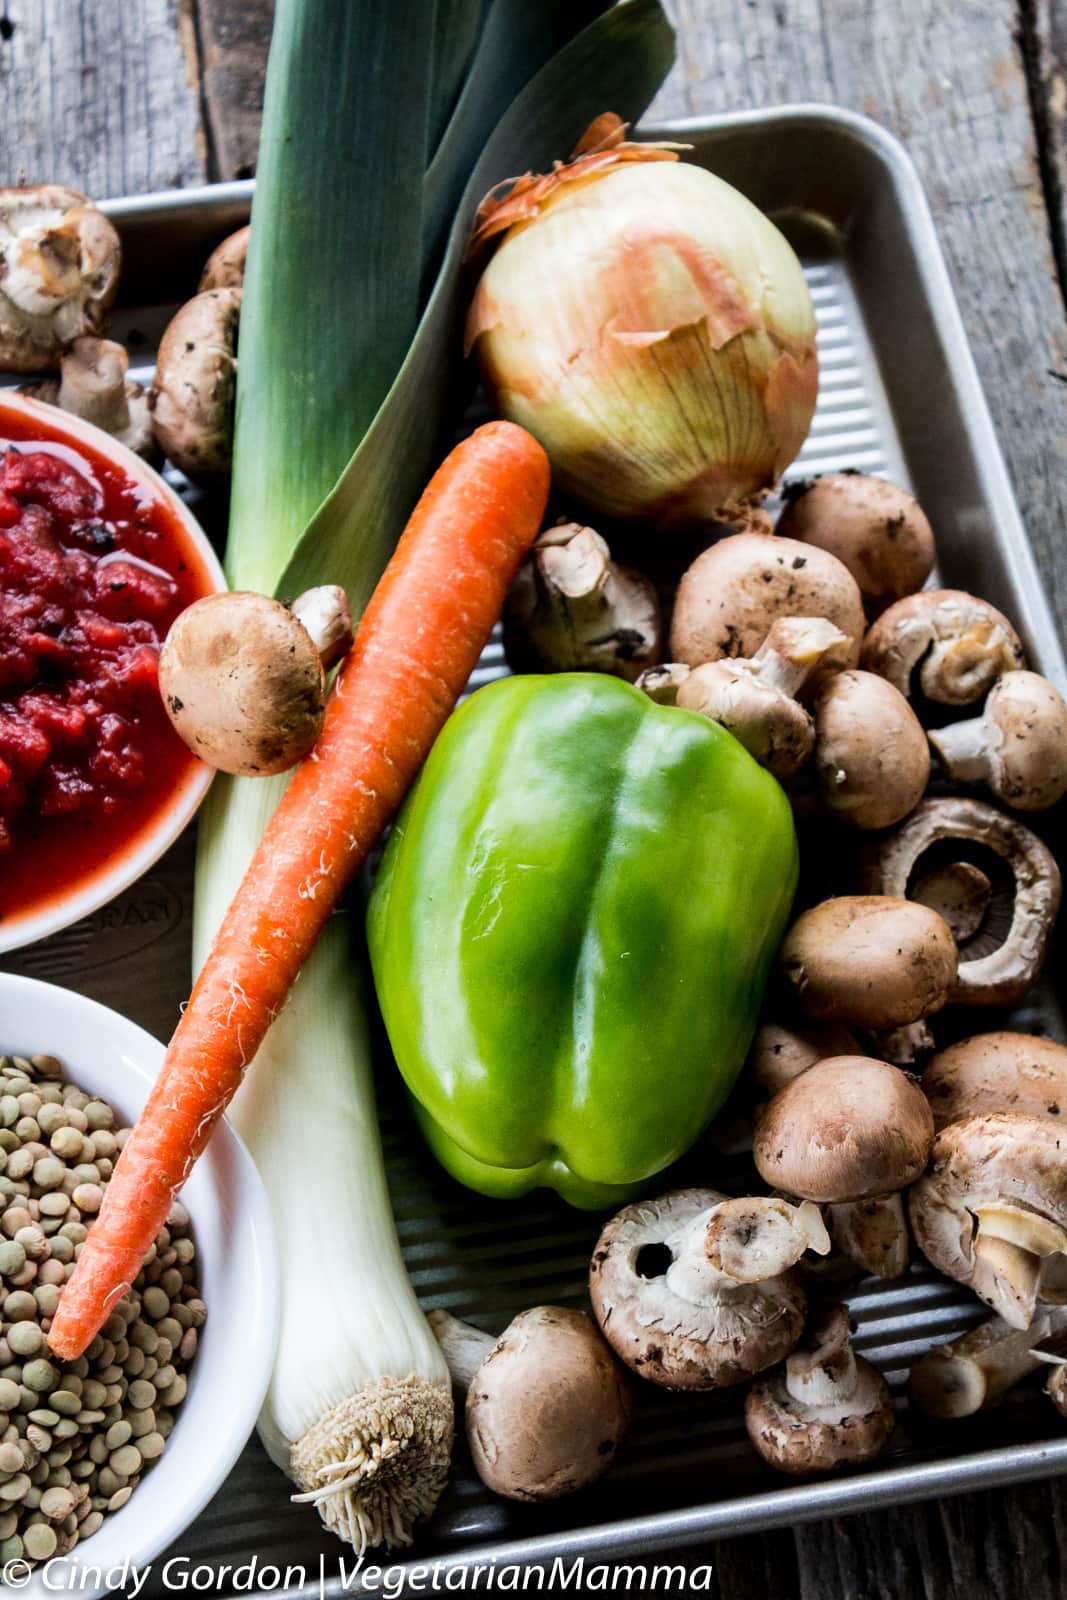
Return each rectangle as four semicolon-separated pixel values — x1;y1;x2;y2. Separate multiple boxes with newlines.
367;672;798;1209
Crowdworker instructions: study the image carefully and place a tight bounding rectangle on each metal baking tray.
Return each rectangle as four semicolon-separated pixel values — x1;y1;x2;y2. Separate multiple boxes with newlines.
5;103;1067;1590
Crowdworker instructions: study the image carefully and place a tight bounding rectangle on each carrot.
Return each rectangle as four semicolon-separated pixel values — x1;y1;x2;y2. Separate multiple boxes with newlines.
49;421;550;1360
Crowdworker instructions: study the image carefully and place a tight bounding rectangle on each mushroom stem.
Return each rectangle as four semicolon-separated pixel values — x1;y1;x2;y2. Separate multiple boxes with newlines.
290;585;355;672
426;1309;494;1393
910;1308;1067;1418
698;1197;830;1285
827;1194;911;1280
634;662;691;705
867;1021;936;1069
784;1307;858;1407
911;861;992;944
971;1234;1042;1328
750;616;853;697
928;718;991;785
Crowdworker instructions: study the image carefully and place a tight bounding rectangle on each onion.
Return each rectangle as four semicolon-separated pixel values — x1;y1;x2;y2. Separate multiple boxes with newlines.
465;117;818;531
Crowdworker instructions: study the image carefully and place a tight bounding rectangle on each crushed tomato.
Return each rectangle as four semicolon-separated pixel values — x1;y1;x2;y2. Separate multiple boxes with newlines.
0;411;215;927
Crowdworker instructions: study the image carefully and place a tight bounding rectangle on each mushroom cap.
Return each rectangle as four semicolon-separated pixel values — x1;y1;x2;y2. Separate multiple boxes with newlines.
908;1114;1067;1324
747;1020;864;1103
589;1188;808;1391
776;473;935;616
199;224;251;291
753;1056;934;1202
958;671;1067;811
861;590;1025;705
464;1306;632;1502
827;1193;911;1280
150;288;240;480
669;533;864;669
859;797;1062;1007
922;1032;1067;1130
813;669;929;830
778;895;957;1029
1047;1363;1067;1418
744;1306;895;1474
159;590;326;776
676;660;814;779
0;185;122;370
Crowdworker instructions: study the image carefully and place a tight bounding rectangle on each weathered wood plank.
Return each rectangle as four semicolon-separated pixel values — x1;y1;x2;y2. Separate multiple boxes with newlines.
195;0;272;179
0;0;204;196
1026;0;1067;294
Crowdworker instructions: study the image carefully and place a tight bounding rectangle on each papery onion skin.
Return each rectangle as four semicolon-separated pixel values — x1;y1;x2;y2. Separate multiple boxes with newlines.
466;161;818;531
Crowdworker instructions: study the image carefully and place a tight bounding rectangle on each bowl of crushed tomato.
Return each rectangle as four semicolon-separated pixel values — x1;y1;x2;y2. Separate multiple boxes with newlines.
0;391;225;952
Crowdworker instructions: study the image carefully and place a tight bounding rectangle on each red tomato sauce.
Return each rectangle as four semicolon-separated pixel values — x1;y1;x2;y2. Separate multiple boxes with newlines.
0;408;215;928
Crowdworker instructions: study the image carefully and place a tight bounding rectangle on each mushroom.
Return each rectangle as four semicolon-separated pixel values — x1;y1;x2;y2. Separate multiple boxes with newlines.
0;185;122;371
199;224;251;291
921;1032;1067;1131
744;1304;895;1475
861;590;1025;706
158;585;354;776
1031;1325;1067;1419
588;1188;830;1390
503;522;661;681
776;473;935;617
859;797;1061;1007
909;1307;1067;1419
675;617;852;779
825;1194;911;1281
813;669;929;829
149;287;241;480
911;859;993;944
908;1114;1067;1328
753;1056;934;1202
866;1021;936;1069
778;896;957;1030
748;1020;864;1105
427;1306;632;1502
928;671;1067;812
669;533;865;670
21;336;154;458
634;662;691;704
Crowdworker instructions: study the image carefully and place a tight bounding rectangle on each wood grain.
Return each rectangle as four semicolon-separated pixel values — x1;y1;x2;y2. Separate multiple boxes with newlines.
194;0;273;178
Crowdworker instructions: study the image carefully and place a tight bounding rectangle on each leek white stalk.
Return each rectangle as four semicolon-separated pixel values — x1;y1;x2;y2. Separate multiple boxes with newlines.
194;776;451;1551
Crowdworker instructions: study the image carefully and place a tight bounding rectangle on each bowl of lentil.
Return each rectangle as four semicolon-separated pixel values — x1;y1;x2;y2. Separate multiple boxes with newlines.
0;972;278;1591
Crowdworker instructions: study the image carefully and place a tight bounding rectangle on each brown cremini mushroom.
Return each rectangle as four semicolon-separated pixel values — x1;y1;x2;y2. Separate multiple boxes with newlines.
22;335;154;459
777;473;935;617
908;1114;1067;1328
909;1307;1067;1419
589;1188;829;1390
778;896;957;1030
859;797;1061;1007
669;533;865;670
928;671;1067;812
503;522;661;681
634;661;691;704
428;1306;632;1502
861;590;1025;706
825;1194;911;1281
199;225;251;291
158;585;353;776
922;1032;1067;1131
676;617;851;779
0;185;121;371
813;669;929;829
150;287;241;480
753;1056;934;1203
747;1020;864;1105
744;1305;895;1475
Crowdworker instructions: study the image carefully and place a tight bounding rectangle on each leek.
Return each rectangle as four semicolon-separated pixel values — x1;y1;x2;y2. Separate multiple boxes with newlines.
194;0;674;1553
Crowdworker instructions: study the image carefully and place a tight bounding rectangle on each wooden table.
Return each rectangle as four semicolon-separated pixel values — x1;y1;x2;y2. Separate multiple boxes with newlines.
3;2;1067;1595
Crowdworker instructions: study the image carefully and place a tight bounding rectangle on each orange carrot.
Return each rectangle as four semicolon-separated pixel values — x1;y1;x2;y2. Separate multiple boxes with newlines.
49;421;550;1360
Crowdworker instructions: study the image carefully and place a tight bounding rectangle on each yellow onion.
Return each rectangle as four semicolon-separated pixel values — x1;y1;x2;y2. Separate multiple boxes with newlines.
465;118;818;531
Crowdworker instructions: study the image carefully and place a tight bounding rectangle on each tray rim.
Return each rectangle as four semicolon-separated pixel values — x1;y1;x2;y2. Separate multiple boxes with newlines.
100;100;1067;1579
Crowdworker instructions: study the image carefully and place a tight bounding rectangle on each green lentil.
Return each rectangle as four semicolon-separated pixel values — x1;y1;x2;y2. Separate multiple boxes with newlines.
126;1380;156;1411
22;1361;56;1395
48;1393;80;1419
142;1287;169;1322
7;1325;42;1359
0;1242;25;1277
24;1521;56;1559
4;1292;36;1323
26;1411;58;1428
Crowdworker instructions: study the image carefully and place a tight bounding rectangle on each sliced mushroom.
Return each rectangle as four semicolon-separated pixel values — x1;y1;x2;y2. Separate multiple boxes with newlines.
861;590;1025;706
908;1114;1067;1328
859;797;1061;1007
503;522;661;681
199;224;251;291
813;669;929;829
0;185;122;370
22;336;154;458
150;287;241;480
589;1188;829;1390
928;671;1067;812
669;533;865;670
676;617;851;779
909;1307;1067;1419
744;1305;895;1474
778;896;957;1029
428;1306;632;1502
777;473;935;617
753;1056;934;1203
158;585;354;775
922;1032;1067;1131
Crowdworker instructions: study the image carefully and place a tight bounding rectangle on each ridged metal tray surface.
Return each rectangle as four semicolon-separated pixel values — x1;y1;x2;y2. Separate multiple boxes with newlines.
7;103;1067;1591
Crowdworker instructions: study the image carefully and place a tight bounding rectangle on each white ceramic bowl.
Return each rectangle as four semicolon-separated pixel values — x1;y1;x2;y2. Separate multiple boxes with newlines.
0;973;279;1596
0;392;227;955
